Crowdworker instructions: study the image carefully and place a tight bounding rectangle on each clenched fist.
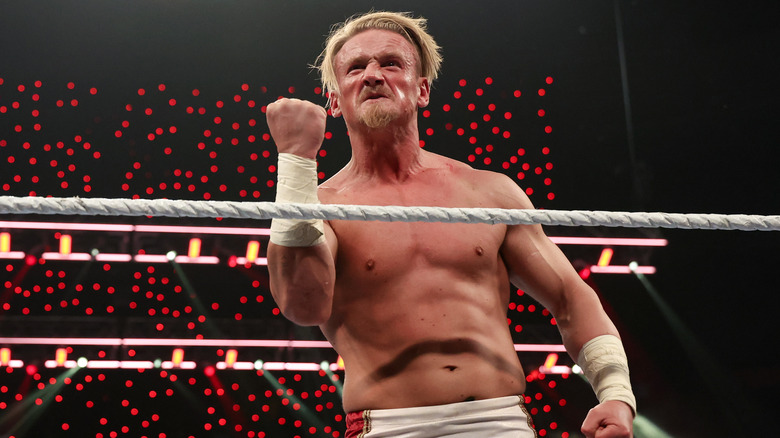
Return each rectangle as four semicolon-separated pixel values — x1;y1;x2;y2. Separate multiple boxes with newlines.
266;98;327;159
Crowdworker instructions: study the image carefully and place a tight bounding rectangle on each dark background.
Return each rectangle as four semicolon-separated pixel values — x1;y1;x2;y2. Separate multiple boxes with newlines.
1;1;779;437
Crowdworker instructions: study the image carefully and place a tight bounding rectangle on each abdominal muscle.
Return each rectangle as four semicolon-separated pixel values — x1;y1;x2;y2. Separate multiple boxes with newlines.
321;266;528;413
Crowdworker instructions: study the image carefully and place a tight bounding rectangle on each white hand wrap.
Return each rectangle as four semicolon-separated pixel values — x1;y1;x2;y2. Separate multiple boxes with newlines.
577;334;637;416
269;153;326;247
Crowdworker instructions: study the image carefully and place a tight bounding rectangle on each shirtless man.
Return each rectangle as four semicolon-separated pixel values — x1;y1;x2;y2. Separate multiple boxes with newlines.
266;11;635;438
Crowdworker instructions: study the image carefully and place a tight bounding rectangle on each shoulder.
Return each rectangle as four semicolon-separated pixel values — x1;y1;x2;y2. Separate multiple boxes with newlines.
317;166;353;204
422;151;534;210
450;161;534;210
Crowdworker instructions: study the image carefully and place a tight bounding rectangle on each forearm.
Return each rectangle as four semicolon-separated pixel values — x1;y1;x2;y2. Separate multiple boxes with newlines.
555;284;637;416
555;283;621;359
266;144;335;325
268;241;335;326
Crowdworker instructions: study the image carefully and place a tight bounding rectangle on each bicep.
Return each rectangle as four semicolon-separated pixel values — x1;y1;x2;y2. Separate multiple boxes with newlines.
501;224;582;313
492;174;583;314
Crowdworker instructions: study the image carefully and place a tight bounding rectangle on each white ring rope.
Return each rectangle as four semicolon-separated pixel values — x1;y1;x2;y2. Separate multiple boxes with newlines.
0;196;778;231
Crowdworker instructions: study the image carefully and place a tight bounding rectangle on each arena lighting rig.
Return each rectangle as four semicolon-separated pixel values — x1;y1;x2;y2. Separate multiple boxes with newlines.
0;220;663;273
1;218;659;381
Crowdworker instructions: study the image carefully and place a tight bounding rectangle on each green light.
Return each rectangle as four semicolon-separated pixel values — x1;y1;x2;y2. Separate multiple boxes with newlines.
77;357;88;367
166;251;177;261
320;361;330;370
254;360;264;370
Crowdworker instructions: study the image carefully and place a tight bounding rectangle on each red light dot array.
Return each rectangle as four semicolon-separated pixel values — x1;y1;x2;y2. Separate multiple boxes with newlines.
421;76;555;202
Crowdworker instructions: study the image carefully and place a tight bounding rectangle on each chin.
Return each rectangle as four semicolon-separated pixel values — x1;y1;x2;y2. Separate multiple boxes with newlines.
359;107;399;129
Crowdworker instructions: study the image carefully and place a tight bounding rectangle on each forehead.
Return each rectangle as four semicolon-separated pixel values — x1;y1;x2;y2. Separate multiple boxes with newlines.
335;29;419;67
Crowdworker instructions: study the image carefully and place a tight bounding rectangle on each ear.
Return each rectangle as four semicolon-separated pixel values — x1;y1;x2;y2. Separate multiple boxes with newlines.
329;91;342;118
417;78;431;108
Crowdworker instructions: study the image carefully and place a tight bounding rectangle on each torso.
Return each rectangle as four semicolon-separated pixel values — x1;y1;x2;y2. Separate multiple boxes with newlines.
318;151;527;412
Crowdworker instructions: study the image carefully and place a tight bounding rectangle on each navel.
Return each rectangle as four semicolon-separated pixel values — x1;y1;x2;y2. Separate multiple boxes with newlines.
365;259;375;271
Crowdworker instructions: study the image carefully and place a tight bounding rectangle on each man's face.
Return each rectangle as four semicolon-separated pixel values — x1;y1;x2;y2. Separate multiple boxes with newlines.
330;29;430;129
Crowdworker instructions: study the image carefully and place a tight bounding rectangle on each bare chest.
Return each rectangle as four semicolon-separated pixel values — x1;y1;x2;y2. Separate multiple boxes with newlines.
325;180;507;283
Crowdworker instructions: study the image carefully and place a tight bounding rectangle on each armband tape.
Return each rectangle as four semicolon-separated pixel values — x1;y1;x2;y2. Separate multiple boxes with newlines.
577;334;637;416
269;153;326;247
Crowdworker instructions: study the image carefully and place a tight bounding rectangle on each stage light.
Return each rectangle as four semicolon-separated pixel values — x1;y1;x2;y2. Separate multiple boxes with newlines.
55;348;68;367
572;364;582;374
597;248;613;267
59;234;72;255
166;251;177;261
254;360;264;370
77;357;88;367
320;361;329;371
0;347;10;366
225;349;238;368
188;238;201;258
590;265;656;274
171;348;184;367
629;261;639;272
543;353;559;370
245;241;260;263
0;232;10;252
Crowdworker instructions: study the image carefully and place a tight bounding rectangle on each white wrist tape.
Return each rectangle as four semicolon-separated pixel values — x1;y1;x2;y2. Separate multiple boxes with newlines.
577;334;637;416
269;153;326;247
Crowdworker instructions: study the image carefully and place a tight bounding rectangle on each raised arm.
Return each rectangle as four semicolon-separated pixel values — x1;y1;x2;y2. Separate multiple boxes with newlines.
265;98;337;326
494;174;635;437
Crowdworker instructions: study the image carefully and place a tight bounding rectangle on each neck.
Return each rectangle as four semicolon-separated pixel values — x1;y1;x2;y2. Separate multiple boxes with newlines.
345;119;425;181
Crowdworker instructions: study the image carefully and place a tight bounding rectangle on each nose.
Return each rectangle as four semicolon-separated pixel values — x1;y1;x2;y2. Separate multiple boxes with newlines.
362;62;384;86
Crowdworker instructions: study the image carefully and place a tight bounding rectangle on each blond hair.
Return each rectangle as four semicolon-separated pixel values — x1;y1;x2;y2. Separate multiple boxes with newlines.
316;11;442;98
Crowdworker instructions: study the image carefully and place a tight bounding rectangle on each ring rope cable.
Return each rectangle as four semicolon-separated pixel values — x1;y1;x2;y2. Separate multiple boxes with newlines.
0;196;778;231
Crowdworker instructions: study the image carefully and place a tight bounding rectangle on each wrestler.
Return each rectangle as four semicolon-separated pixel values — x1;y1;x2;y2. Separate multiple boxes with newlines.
266;11;635;438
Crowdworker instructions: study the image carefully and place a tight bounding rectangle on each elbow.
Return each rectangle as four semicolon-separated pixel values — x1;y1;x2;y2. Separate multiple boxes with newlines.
272;283;333;327
281;303;331;326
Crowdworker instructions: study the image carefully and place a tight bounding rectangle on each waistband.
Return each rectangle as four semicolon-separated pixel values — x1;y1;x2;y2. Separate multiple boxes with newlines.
363;395;524;425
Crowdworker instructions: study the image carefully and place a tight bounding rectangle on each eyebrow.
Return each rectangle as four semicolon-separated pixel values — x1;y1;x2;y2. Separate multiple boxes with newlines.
343;51;409;68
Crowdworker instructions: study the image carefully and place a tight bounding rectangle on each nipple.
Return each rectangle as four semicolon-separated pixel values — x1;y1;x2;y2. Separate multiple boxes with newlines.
365;259;375;270
475;246;484;256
